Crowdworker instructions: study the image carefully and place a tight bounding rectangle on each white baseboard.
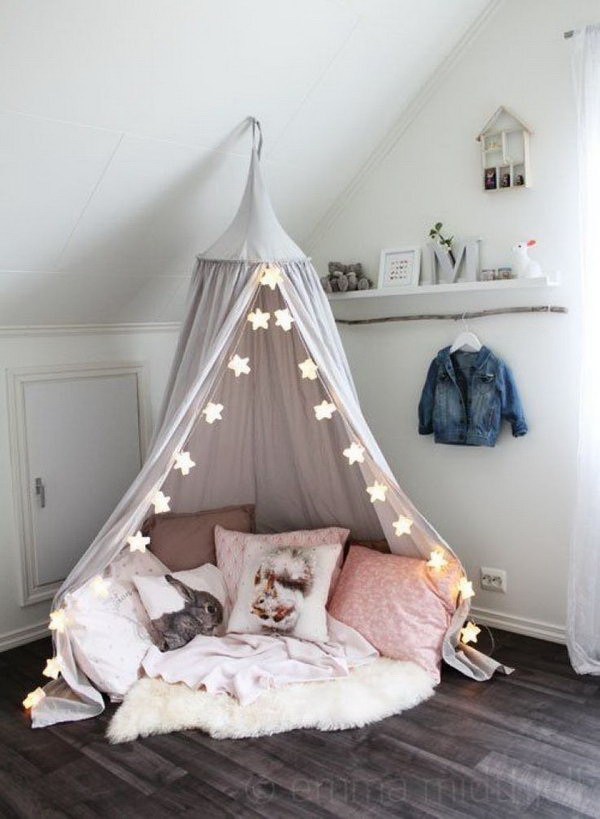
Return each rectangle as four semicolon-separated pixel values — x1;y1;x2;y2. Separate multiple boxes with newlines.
0;620;49;653
471;606;566;645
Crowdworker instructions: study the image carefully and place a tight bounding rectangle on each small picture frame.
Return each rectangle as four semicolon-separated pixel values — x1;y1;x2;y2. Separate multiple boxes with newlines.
378;247;421;289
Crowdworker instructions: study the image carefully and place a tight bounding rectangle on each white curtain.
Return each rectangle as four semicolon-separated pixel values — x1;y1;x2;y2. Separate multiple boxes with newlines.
568;24;600;673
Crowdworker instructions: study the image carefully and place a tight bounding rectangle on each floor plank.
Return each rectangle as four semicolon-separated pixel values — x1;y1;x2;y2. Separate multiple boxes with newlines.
1;631;599;818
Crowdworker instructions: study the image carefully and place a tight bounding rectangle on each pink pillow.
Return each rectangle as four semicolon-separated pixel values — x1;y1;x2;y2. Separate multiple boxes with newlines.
215;525;349;601
144;505;255;571
328;545;460;681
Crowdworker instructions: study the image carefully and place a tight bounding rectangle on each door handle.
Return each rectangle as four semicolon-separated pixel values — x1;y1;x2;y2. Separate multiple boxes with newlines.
35;477;46;509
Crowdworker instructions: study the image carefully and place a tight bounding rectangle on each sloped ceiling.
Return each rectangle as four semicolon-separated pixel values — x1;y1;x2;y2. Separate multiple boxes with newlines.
0;0;492;325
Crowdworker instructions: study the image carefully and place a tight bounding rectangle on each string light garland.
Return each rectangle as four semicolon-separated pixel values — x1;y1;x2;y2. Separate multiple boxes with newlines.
202;402;224;424
247;308;270;330
90;575;111;598
49;609;68;633
343;442;365;465
259;265;283;290
366;481;388;503
274;308;294;332
427;548;448;571
21;247;492;724
43;657;62;680
392;516;413;537
460;621;481;645
127;531;150;553
173;451;195;475
458;577;475;600
299;358;319;380
314;400;337;420
23;688;45;710
228;355;251;377
152;490;171;513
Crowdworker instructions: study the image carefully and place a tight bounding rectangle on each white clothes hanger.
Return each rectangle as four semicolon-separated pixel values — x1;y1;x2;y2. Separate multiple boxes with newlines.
450;313;482;353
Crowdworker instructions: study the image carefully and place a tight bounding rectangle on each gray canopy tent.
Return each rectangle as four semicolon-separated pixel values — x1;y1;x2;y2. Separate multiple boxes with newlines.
31;120;508;728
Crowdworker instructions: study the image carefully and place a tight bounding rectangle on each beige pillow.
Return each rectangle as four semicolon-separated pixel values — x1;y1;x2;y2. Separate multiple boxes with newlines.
144;504;255;571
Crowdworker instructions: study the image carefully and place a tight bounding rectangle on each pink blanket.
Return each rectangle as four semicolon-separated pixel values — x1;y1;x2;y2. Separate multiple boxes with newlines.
141;615;378;705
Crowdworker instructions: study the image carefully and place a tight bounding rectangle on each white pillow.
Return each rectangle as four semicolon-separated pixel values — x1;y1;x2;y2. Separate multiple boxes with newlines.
227;541;341;643
68;548;168;699
133;564;229;651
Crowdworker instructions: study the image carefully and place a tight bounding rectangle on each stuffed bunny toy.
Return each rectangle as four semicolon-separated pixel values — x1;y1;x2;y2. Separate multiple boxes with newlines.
512;239;542;278
149;575;224;652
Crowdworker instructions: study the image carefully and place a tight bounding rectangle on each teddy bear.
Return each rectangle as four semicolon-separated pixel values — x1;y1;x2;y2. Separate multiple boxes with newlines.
321;262;372;293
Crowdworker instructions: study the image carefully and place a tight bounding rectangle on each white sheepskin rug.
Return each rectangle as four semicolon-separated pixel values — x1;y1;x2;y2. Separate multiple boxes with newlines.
107;658;435;743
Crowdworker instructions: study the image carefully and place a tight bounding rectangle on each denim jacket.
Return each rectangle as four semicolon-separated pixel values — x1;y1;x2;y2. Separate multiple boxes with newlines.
418;346;527;446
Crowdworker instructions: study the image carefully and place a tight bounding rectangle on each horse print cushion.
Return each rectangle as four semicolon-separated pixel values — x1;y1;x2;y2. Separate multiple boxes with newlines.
133;564;230;652
227;541;341;643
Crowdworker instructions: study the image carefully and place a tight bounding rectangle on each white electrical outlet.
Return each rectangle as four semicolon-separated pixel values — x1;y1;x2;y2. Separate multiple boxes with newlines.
480;567;507;593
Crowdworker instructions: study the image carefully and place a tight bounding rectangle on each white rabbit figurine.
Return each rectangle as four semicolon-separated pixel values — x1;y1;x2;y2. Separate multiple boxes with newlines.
512;239;542;278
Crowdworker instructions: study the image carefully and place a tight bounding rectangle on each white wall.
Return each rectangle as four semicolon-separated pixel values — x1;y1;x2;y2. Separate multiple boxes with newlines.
0;0;492;327
0;326;179;649
311;0;595;640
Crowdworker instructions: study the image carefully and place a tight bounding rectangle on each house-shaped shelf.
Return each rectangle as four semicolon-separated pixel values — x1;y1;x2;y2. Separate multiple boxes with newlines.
477;106;532;191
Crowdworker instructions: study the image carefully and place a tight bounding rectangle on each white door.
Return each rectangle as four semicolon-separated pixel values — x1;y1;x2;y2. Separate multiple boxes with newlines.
9;364;147;605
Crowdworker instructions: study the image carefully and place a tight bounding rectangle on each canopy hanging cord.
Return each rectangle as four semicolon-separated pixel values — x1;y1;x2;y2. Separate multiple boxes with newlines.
251;117;263;158
335;304;568;325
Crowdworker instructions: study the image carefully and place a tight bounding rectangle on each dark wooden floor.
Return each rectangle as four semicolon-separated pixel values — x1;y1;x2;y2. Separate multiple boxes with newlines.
1;631;600;818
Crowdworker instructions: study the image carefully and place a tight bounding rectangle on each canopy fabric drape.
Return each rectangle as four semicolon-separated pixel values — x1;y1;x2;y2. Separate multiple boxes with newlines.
33;128;509;728
568;24;600;674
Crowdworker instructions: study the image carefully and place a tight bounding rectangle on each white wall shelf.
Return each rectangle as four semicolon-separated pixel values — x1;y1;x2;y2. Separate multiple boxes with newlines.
327;275;558;300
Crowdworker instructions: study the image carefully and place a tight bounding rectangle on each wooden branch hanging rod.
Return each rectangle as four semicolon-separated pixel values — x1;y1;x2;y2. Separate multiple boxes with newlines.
336;305;568;326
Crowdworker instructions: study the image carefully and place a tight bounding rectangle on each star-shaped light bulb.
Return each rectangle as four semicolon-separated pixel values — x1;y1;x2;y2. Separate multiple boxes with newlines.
392;516;413;537
343;442;365;465
259;265;283;290
366;481;388;503
274;308;294;332
152;490;171;514
458;577;475;600
49;609;68;633
90;575;111;598
228;355;251;378
427;548;448;571
43;657;62;680
298;358;319;380
127;530;150;553
173;451;195;475
460;621;481;645
23;688;45;710
202;402;224;424
247;308;270;331
314;400;337;420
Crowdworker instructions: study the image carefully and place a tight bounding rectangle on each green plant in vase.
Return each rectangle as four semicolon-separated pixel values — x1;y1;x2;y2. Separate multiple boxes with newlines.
429;222;456;265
